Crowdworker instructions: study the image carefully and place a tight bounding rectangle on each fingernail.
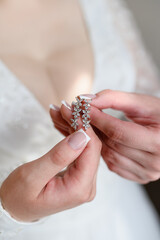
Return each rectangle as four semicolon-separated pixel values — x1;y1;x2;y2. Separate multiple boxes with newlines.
68;129;91;150
79;94;96;100
61;100;71;110
49;104;60;111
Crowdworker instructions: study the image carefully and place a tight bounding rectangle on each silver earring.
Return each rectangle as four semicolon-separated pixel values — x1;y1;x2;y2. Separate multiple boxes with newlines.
71;97;91;131
82;99;91;131
71;97;82;131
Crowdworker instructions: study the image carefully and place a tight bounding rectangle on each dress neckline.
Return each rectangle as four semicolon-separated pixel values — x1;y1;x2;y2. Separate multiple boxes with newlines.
0;0;96;114
0;60;49;116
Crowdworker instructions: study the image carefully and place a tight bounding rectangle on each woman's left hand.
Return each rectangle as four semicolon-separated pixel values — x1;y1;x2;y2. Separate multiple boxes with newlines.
88;90;160;184
50;90;160;184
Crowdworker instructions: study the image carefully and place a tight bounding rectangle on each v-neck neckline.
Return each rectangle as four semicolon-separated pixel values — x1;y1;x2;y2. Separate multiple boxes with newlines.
0;60;49;116
0;0;96;114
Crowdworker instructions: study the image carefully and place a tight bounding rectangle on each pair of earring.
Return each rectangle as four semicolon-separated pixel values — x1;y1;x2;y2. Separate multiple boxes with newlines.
71;96;92;131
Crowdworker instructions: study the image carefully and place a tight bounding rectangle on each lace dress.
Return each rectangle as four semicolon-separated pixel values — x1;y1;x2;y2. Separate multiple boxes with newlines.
0;0;160;239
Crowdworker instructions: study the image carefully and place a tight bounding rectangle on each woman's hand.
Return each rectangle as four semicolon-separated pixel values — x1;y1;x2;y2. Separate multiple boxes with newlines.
88;90;160;184
0;105;102;222
50;92;160;184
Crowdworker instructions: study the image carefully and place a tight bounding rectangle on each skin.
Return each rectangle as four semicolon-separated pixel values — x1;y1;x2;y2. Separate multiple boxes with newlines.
0;0;94;108
50;90;160;184
0;0;99;222
0;116;102;222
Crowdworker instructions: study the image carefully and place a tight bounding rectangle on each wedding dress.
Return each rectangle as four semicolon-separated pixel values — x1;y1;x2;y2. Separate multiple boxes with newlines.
0;0;160;239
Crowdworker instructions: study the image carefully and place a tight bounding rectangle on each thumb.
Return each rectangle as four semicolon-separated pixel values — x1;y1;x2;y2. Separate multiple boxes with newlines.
23;129;90;193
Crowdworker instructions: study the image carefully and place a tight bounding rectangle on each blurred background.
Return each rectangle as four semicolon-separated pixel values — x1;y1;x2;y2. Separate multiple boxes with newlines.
125;0;160;217
125;0;160;70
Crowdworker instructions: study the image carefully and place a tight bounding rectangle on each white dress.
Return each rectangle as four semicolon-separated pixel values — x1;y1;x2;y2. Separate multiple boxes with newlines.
0;0;160;239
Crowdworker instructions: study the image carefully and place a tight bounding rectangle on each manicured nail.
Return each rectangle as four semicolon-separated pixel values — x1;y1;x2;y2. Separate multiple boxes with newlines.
79;94;96;100
49;104;60;111
61;100;71;110
68;129;91;150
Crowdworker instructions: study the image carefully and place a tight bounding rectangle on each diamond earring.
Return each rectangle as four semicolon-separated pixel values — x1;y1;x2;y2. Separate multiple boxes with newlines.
71;97;82;131
82;99;91;131
71;96;91;131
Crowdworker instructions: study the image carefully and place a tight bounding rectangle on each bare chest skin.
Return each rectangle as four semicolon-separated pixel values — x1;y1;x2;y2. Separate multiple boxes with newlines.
0;0;94;109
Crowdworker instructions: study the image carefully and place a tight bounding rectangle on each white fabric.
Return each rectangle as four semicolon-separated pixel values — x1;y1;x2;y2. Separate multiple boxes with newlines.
0;0;160;239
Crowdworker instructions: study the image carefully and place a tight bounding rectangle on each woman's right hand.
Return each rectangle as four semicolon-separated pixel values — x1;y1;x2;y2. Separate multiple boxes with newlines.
0;116;102;222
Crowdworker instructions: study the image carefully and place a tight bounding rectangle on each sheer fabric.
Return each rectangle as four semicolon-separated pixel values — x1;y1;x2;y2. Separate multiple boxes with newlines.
0;0;160;239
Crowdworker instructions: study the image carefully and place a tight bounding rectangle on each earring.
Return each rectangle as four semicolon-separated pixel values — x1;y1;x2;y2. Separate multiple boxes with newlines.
82;99;91;131
71;96;91;131
71;97;82;131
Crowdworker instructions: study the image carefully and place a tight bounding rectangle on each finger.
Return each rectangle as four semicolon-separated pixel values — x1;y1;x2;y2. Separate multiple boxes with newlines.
50;102;74;137
45;126;102;206
54;124;70;137
94;129;158;171
60;102;148;183
60;102;102;182
66;126;102;187
90;106;156;152
102;145;159;182
60;102;83;130
103;136;160;171
105;160;147;184
89;171;98;201
53;120;70;132
103;133;147;165
102;144;144;177
90;90;159;118
91;125;104;140
50;105;70;129
22;129;91;194
59;102;102;185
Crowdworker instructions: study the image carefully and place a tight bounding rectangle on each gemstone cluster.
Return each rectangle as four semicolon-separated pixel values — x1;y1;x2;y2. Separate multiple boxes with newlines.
71;96;91;131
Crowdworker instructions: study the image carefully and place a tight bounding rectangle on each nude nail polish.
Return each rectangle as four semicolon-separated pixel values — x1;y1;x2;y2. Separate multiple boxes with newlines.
49;104;60;111
68;129;91;150
61;100;71;110
79;94;96;100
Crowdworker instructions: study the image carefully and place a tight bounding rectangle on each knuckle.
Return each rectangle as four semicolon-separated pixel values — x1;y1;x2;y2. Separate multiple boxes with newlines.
151;133;160;153
92;135;102;151
78;193;89;204
78;185;93;204
150;174;160;182
103;146;112;157
16;165;34;189
98;89;113;96
104;140;121;158
106;148;118;164
144;171;160;182
87;190;96;202
107;161;115;172
51;148;68;167
152;143;160;154
104;138;115;148
96;139;102;152
140;179;150;185
148;159;160;171
155;144;160;154
16;164;28;182
156;163;160;172
107;127;124;142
